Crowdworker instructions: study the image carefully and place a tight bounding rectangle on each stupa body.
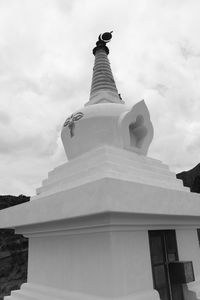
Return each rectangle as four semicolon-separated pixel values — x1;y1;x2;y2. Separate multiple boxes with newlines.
1;32;200;300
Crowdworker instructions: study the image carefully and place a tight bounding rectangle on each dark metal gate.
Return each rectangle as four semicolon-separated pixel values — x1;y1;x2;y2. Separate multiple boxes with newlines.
148;230;184;300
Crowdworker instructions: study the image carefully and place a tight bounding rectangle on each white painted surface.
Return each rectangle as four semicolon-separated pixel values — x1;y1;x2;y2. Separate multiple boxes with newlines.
27;230;153;297
36;145;188;197
0;179;199;230
61;100;154;160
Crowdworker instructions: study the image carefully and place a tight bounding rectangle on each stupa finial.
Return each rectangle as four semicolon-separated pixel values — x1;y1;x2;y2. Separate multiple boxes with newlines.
93;31;113;55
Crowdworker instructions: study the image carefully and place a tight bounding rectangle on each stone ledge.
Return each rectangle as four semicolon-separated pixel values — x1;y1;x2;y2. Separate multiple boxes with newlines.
0;177;199;231
36;146;188;196
5;283;160;300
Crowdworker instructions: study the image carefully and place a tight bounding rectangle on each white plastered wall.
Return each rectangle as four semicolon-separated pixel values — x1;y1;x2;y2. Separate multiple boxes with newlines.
27;229;154;298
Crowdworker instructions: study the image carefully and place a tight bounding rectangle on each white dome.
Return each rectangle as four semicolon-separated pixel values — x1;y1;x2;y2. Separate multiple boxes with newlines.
61;101;154;160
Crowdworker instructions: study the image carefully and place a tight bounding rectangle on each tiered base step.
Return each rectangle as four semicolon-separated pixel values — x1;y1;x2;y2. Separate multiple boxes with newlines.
5;283;160;300
35;145;188;199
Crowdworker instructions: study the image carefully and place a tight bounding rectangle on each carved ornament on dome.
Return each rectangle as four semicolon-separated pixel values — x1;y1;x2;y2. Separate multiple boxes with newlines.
63;112;84;137
118;100;154;155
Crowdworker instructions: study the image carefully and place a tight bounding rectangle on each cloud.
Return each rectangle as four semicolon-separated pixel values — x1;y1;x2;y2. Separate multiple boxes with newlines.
0;0;200;195
0;111;11;125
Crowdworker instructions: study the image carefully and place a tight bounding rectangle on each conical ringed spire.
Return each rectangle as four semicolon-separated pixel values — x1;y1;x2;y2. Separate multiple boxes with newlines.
85;32;124;106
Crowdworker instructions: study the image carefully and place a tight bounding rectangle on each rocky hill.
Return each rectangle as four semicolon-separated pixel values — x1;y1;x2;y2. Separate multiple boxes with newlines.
0;195;29;300
176;163;200;193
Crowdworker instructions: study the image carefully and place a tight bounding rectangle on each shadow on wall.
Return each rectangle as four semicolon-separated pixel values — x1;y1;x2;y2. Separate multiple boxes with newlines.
183;284;200;300
0;195;29;300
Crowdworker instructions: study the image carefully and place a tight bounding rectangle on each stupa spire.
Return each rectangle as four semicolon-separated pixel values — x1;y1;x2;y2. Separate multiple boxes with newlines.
85;32;124;106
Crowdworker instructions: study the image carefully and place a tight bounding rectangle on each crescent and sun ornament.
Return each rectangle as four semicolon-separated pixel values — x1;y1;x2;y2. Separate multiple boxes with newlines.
99;31;113;43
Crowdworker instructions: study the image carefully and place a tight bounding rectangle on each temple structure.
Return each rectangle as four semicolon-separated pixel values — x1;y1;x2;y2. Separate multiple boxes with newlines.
1;32;200;300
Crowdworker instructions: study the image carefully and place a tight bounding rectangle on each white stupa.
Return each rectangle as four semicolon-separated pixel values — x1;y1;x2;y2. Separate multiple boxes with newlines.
1;32;200;300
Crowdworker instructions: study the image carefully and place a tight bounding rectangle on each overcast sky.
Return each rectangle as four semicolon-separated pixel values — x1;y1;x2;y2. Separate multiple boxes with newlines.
0;0;200;196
